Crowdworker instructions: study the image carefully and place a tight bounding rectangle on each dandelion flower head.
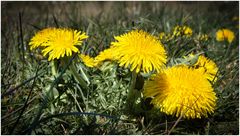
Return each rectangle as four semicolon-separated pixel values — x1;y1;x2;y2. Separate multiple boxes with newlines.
111;30;167;73
79;54;96;68
144;65;217;119
94;46;118;66
29;28;57;50
80;46;118;68
191;55;218;83
216;28;235;43
29;27;88;61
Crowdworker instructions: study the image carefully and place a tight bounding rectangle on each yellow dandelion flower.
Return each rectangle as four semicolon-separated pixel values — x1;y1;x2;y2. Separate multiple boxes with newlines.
111;30;167;73
29;27;88;61
29;28;57;50
144;65;217;119
79;54;96;68
184;53;218;83
94;46;118;65
183;26;193;36
191;55;218;83
216;28;235;43
43;28;88;61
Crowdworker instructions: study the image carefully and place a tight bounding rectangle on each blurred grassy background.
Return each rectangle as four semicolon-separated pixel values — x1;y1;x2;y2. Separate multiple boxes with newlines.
1;1;239;135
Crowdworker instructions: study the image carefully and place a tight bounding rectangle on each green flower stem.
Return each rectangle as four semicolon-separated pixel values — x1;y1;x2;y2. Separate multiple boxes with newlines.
69;62;88;90
79;64;90;85
126;71;138;110
51;61;57;76
66;58;89;125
